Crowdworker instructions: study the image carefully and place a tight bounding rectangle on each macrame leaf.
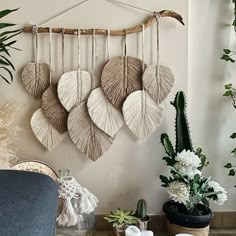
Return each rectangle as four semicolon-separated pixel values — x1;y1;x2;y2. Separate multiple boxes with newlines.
22;63;50;98
142;65;175;104
31;108;66;151
42;84;69;133
87;87;124;137
68;102;114;161
101;56;142;109
58;70;92;112
123;90;165;140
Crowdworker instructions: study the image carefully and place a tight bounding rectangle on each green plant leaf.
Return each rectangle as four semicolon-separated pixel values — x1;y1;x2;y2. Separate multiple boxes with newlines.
230;133;236;139
160;133;175;158
225;163;233;169
223;90;233;97
0;66;13;82
223;49;231;54
160;175;169;187
0;55;15;70
202;198;209;207
0;29;22;38
231;148;236;155
225;83;233;90
0;8;19;19
0;23;16;29
0;74;10;84
229;169;236;176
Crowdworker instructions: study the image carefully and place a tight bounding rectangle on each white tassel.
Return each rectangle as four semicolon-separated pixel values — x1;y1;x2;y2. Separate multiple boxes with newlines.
82;187;98;210
57;198;78;227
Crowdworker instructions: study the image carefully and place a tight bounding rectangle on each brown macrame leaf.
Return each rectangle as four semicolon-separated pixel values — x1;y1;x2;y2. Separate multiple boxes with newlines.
22;63;50;98
101;56;143;109
123;90;165;140
31;108;67;151
58;70;92;112
42;84;69;133
142;65;175;104
68;101;114;161
87;87;124;137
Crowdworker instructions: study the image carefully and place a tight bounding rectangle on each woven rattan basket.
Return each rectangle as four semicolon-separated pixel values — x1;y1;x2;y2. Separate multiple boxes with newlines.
166;220;209;236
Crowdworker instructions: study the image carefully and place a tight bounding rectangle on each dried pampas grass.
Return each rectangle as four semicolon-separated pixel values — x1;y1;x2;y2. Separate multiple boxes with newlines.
87;87;124;137
101;56;143;109
0;100;21;168
68;102;114;161
122;91;165;140
42;84;68;133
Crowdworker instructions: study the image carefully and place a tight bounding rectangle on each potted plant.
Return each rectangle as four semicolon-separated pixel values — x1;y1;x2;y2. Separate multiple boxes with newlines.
160;91;228;236
134;199;150;231
104;208;139;236
0;8;21;84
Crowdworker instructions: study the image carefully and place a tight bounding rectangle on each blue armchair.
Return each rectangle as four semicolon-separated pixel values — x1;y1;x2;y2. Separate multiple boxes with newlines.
0;170;58;236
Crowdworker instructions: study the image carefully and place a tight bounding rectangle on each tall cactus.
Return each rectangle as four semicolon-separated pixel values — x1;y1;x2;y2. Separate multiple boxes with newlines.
135;199;148;221
160;91;193;156
171;91;193;152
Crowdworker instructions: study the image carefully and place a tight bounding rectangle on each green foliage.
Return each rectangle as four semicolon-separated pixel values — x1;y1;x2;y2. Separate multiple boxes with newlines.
171;91;193;152
0;8;21;84
104;208;139;228
160;133;175;158
135;199;149;221
196;147;209;170
221;49;235;63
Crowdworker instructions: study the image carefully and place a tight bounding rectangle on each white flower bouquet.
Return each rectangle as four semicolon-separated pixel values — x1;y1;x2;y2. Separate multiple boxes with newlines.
160;92;227;216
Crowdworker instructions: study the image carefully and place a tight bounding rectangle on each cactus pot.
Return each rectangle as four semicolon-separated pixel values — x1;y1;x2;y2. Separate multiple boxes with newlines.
163;201;213;236
137;217;150;231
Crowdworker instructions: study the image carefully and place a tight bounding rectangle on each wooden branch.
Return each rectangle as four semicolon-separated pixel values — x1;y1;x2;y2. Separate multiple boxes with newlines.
22;10;184;36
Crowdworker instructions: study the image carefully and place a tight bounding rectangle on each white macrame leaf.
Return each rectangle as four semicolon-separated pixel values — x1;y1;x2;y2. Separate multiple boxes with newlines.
101;56;142;109
42;84;68;133
122;90;165;140
31;108;66;151
142;65;175;104
58;70;92;112
87;87;124;137
68;102;114;161
22;63;50;98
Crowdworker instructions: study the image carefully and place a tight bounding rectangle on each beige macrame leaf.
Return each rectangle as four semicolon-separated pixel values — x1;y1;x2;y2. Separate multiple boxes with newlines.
42;84;69;133
31;108;67;151
142;65;175;104
68;102;114;161
122;90;165;140
58;70;92;112
22;63;50;98
87;87;124;137
101;56;143;109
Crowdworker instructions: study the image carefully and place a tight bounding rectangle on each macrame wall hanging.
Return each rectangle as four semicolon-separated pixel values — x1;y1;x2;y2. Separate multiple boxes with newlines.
22;0;184;161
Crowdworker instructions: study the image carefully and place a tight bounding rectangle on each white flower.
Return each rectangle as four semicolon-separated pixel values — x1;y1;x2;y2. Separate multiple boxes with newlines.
208;180;228;205
174;162;201;179
167;181;190;205
176;150;201;168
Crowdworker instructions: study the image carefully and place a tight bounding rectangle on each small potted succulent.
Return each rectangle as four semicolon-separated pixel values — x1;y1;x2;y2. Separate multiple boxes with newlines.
160;91;228;236
104;208;139;236
134;199;150;231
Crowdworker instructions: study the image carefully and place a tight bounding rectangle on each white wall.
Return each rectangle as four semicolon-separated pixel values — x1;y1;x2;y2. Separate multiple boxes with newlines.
1;0;189;214
189;0;236;212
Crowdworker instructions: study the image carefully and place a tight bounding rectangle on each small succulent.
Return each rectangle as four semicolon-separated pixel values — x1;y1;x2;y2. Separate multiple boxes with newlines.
104;208;139;229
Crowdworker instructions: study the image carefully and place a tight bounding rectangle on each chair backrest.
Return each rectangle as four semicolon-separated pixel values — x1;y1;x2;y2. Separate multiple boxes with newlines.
0;170;58;236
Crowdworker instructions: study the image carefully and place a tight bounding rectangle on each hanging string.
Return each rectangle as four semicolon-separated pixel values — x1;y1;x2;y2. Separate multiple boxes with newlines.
62;28;65;74
141;23;146;117
154;12;161;104
91;29;96;89
49;27;53;85
107;29;111;60
38;0;89;26
123;29;128;57
107;0;153;14
77;29;82;104
33;25;38;64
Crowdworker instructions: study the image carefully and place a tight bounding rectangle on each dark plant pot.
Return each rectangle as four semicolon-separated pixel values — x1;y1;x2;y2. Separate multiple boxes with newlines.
163;201;213;228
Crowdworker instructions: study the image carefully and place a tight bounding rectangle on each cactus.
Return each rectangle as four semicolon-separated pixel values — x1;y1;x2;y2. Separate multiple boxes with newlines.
135;199;149;221
171;91;193;153
160;91;193;157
